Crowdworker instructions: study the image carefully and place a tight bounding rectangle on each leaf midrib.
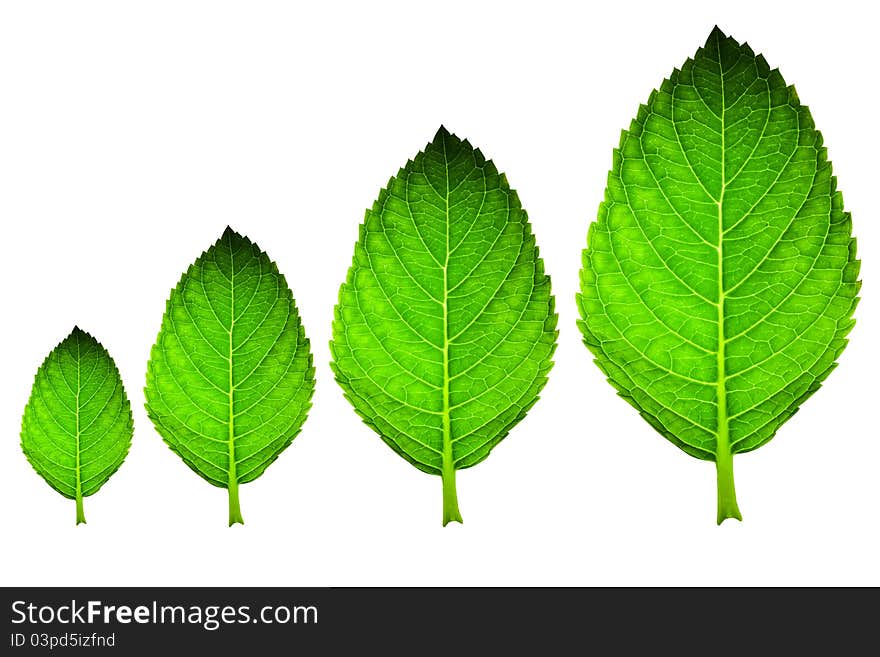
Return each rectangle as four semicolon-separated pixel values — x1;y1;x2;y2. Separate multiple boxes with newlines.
671;35;733;458
227;230;238;492
715;34;730;465
440;135;453;477
75;337;82;507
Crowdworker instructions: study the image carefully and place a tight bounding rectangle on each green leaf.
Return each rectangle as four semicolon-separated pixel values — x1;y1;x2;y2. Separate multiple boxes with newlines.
20;328;133;525
145;228;315;525
578;28;860;524
331;127;557;525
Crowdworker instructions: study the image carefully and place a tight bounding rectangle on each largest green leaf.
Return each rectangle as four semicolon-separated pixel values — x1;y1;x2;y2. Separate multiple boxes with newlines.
332;127;557;525
578;28;860;523
145;228;315;525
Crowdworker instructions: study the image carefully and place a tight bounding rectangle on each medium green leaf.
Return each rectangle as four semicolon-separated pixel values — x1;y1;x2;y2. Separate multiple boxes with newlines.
145;228;315;525
331;127;557;525
21;328;133;525
578;28;860;523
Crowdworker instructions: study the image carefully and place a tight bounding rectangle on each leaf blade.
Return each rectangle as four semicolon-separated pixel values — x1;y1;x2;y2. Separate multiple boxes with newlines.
332;128;558;524
145;228;315;525
578;28;860;523
20;328;133;524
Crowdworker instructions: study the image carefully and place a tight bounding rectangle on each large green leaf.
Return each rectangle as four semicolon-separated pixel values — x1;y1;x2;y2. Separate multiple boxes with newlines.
331;127;557;525
21;328;133;524
145;228;315;525
578;28;860;523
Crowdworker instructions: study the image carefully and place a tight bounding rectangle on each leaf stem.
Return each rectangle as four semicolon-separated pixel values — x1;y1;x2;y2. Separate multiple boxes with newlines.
75;493;86;525
441;457;462;526
228;481;243;526
715;449;741;524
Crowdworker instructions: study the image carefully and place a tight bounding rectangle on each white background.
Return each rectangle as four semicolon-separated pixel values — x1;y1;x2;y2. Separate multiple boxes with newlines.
1;0;877;586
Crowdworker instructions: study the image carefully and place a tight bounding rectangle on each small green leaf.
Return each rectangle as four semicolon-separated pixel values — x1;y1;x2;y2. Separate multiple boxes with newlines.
145;228;315;525
331;127;558;525
578;28;860;523
21;328;133;525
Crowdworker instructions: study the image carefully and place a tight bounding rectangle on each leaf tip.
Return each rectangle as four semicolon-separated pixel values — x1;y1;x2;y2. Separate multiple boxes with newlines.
708;25;727;43
218;225;252;251
67;325;91;343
